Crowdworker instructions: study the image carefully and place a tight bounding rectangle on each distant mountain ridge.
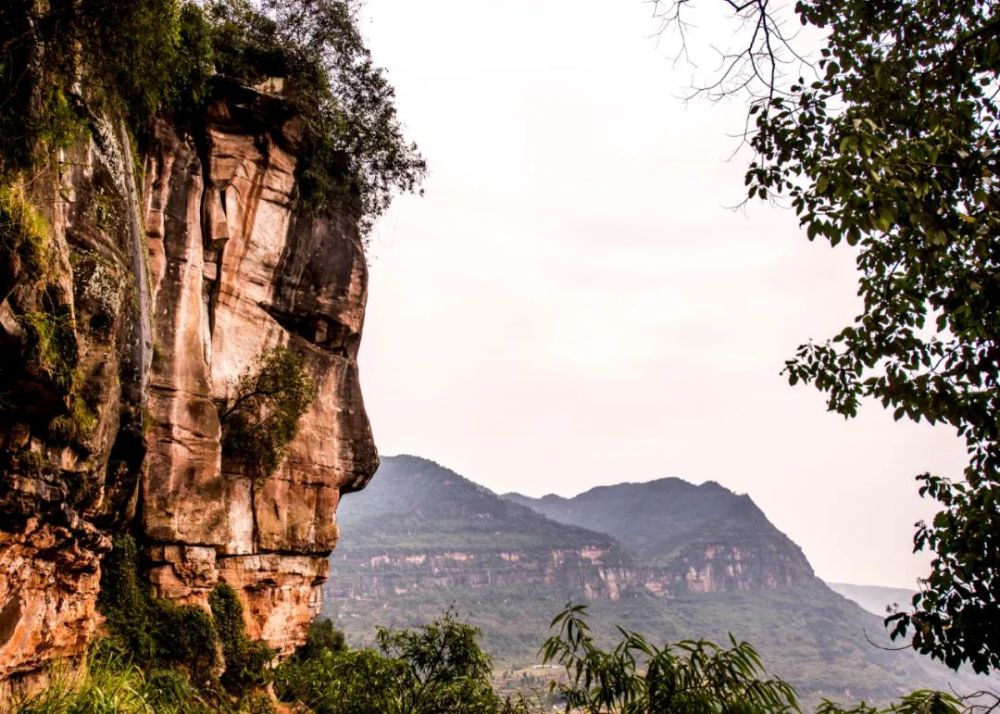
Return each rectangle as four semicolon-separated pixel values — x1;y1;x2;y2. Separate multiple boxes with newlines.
326;455;989;706
505;478;814;594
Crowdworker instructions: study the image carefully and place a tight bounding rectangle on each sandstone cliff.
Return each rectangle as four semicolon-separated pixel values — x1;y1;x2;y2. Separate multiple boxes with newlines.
0;79;377;685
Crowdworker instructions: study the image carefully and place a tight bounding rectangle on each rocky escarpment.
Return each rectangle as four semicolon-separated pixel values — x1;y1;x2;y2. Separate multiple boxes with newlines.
332;545;635;603
328;456;636;604
328;458;812;618
332;538;808;607
506;478;815;593
0;80;377;685
0;116;151;682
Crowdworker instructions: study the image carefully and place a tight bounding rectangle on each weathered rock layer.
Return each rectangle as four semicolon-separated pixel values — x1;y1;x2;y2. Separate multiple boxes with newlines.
0;81;377;683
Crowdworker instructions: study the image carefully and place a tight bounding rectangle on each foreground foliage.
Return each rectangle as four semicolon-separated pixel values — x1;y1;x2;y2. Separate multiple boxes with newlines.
816;691;964;714
14;595;988;713
539;604;982;714
14;649;276;714
208;0;426;229
540;603;799;713
274;610;526;713
15;648;203;714
761;1;1000;674
652;0;1000;673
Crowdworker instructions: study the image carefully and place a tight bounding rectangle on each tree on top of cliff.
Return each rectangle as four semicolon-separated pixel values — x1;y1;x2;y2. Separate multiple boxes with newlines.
0;0;207;171
648;0;1000;674
208;0;426;231
0;0;424;233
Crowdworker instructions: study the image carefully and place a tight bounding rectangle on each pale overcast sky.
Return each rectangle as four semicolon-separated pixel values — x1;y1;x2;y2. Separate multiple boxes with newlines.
353;0;968;589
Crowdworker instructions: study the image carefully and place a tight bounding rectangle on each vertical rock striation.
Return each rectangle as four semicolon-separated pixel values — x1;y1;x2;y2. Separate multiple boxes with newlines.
0;80;378;683
142;83;377;653
0;115;149;685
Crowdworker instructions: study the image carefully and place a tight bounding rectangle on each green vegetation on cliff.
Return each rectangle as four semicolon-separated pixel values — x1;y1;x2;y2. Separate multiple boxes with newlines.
98;535;218;678
218;346;316;481
12;534;277;712
0;0;424;227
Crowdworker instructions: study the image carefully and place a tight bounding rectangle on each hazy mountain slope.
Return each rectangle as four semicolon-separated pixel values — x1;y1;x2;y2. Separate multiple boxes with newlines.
335;455;631;553
331;456;637;604
326;455;991;706
828;582;917;617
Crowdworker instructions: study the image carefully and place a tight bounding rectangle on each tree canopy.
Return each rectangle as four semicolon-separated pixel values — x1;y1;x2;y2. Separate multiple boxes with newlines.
208;0;426;230
653;0;1000;673
541;603;799;713
0;0;424;231
273;611;527;714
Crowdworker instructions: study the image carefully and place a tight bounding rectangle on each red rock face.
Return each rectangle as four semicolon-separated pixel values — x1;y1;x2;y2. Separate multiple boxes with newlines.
142;89;377;653
0;118;148;685
0;83;378;683
0;520;105;686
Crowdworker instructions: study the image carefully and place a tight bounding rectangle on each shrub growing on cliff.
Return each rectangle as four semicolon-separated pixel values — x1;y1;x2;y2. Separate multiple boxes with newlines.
219;347;316;479
209;583;275;692
218;345;316;480
98;534;218;674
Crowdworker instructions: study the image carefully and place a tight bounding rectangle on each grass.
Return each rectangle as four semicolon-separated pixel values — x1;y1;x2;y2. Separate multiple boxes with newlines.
0;182;51;280
13;647;201;714
20;307;77;392
12;644;275;714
